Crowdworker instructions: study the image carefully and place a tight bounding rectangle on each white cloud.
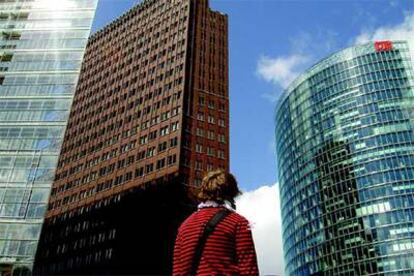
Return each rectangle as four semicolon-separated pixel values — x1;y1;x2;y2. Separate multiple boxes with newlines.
289;29;339;57
236;184;284;276
257;55;310;89
256;28;339;94
355;12;414;62
257;11;414;95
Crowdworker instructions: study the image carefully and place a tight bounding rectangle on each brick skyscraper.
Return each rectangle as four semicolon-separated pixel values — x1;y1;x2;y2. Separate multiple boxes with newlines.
34;0;229;274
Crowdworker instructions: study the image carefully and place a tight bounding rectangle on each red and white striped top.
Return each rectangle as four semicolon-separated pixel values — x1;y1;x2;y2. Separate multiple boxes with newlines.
173;206;259;276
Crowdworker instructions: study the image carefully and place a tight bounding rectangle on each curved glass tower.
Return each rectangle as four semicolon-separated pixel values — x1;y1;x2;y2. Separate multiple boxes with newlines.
275;41;414;275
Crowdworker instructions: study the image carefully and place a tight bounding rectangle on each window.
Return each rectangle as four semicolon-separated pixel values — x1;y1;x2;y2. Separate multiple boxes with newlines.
125;171;132;182
160;126;169;136
219;103;225;111
146;147;156;157
207;147;215;156
141;120;149;130
167;154;177;165
120;144;128;153
218;119;225;127
196;128;204;137
135;167;144;177
199;96;205;106
171;106;181;116
196;144;203;153
208;115;215;124
127;155;135;165
114;175;124;186
197;112;205;121
218;134;226;143
158;141;167;152
137;151;146;160
145;163;154;173
151;116;160;125
149;130;157;141
195;160;203;171
117;159;125;169
161;111;170;121
156;158;166;169
170;137;178;147
139;135;148;145
208;100;215;109
171;122;179;131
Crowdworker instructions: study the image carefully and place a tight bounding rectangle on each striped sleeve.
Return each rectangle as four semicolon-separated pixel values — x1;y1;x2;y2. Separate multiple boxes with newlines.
172;228;183;276
236;218;259;275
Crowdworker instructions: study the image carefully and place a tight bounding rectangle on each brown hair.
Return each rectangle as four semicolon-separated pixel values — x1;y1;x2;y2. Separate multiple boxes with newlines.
194;170;241;209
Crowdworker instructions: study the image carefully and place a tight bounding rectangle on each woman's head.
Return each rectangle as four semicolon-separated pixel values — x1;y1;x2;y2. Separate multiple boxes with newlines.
194;169;241;209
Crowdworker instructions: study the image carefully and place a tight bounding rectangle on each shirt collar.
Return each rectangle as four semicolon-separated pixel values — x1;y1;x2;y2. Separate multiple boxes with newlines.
198;200;233;211
198;200;222;209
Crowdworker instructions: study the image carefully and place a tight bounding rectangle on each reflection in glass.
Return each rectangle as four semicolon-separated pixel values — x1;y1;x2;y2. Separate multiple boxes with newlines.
276;41;414;275
0;0;97;272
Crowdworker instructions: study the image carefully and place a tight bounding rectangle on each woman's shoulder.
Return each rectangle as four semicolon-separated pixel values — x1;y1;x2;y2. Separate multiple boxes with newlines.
197;207;250;226
179;207;249;227
227;210;250;225
180;207;229;226
178;208;218;229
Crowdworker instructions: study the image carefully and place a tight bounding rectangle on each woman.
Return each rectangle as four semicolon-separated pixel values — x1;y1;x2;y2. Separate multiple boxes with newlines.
173;170;259;276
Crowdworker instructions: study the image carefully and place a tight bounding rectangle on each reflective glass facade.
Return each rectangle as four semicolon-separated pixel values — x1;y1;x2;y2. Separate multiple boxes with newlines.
275;41;414;275
0;0;97;273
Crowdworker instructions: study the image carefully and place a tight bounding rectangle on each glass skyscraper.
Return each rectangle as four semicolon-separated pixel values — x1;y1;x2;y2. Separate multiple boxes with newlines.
0;0;97;274
275;41;414;275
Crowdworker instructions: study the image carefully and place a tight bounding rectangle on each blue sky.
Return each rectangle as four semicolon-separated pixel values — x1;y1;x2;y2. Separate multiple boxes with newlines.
92;0;414;193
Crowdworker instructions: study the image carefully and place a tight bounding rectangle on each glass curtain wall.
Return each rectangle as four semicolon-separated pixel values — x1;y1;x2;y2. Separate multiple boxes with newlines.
276;41;414;275
0;0;97;274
